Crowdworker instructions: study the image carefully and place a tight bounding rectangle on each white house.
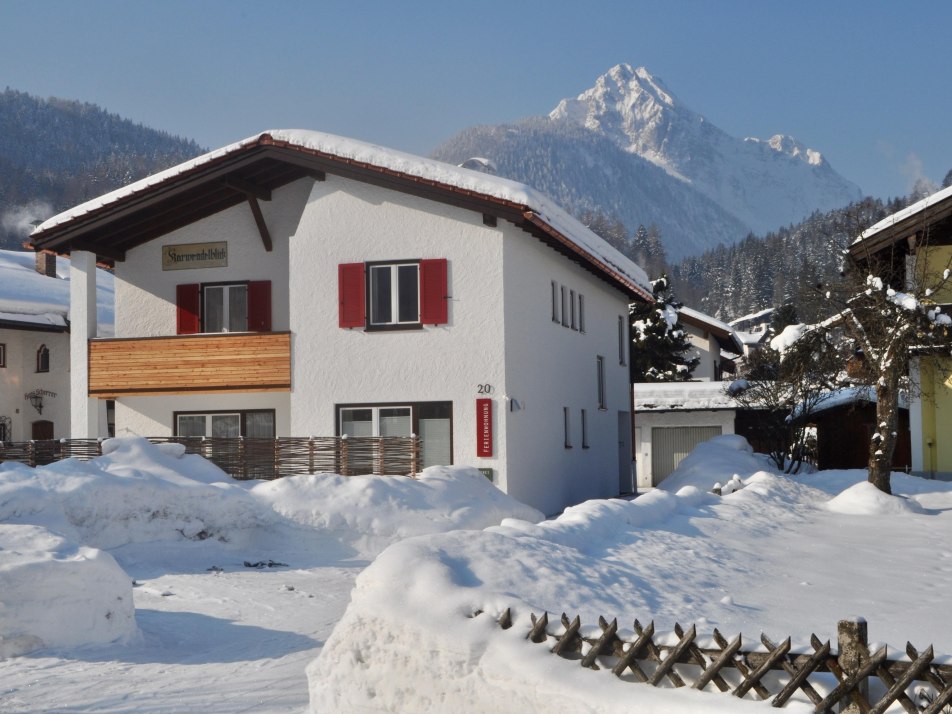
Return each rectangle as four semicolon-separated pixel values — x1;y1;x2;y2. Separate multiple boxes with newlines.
29;130;652;515
0;250;113;441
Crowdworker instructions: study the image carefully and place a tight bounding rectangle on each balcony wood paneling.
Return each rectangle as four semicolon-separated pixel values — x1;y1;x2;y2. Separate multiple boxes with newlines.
88;332;291;397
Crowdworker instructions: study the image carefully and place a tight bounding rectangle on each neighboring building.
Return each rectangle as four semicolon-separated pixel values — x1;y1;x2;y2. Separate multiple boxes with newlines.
0;251;113;440
633;305;742;488
849;185;952;480
633;381;739;489
678;306;742;380
29;130;652;515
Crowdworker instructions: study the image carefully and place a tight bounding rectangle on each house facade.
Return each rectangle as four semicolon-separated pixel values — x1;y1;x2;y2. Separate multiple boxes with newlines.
0;251;112;441
30;130;651;515
849;184;952;480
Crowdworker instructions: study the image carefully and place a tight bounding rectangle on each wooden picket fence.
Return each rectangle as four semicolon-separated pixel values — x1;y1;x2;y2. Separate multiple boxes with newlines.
491;609;952;713
0;435;421;479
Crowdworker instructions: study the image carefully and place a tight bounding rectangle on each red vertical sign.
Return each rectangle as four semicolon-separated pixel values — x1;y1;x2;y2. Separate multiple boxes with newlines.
476;398;493;457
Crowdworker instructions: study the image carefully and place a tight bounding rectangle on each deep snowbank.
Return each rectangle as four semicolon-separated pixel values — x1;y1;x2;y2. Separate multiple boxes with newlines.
309;435;952;713
0;438;541;658
0;524;135;657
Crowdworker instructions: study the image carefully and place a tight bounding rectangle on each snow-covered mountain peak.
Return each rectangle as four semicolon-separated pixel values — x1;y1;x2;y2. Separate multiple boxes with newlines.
763;134;825;167
550;64;683;159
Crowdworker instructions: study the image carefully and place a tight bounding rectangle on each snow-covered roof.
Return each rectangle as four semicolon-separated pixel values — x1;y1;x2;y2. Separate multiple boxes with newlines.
0;250;114;333
32;130;651;299
678;305;744;353
633;381;738;412
796;386;908;419
734;330;769;346
857;183;952;244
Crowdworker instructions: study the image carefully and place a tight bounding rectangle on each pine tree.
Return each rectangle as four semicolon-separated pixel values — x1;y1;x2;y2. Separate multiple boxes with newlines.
630;275;700;382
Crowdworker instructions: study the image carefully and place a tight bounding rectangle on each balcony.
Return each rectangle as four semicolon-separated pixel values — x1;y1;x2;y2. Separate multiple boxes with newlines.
88;332;291;397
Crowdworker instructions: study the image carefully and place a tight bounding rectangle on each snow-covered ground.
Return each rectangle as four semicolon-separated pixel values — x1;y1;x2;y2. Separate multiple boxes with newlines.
3;435;951;712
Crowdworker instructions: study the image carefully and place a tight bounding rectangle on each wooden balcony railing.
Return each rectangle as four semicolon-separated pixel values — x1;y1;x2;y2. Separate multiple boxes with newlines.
88;332;291;397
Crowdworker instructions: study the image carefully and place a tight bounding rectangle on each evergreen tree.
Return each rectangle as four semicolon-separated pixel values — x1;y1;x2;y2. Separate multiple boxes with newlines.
629;275;699;382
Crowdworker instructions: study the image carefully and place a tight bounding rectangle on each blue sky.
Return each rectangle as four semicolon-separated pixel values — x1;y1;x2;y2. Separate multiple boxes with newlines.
2;0;950;202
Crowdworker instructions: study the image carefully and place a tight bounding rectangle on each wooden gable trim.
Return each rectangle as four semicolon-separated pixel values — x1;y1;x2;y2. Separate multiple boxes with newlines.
246;196;273;252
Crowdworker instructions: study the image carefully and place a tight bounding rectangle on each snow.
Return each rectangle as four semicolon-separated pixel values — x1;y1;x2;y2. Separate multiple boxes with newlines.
0;249;114;332
857;182;952;243
634;380;739;411
769;322;809;353
31;130;651;298
5;434;952;712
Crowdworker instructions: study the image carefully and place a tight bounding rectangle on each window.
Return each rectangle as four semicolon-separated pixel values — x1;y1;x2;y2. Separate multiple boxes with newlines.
0;343;5;368
551;282;585;333
36;344;49;373
174;409;275;438
596;355;606;410
338;259;448;329
581;409;589;449
370;263;419;326
337;401;452;468
176;281;271;335
563;406;572;448
618;315;627;365
204;283;248;333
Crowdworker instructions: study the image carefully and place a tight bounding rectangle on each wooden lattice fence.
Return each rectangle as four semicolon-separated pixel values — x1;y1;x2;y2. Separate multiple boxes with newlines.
490;609;952;713
0;435;420;479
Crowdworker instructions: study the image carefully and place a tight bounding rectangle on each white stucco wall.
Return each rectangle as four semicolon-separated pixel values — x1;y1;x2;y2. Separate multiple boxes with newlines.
115;392;291;437
288;175;508;479
633;409;736;489
113;178;311;337
501;229;634;516
0;328;71;440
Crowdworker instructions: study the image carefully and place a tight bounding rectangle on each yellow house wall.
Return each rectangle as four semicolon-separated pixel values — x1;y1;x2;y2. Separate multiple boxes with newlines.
919;245;952;304
919;357;952;477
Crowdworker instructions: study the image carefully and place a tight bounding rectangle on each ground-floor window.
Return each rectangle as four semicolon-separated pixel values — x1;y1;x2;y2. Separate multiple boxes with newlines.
337;401;452;468
174;409;276;438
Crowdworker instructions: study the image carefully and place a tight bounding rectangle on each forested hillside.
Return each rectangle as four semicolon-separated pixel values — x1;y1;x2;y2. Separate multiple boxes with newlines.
0;89;203;248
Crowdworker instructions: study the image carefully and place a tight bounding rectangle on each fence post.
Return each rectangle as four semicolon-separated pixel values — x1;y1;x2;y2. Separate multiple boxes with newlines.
340;435;349;476
410;434;419;477
837;618;869;713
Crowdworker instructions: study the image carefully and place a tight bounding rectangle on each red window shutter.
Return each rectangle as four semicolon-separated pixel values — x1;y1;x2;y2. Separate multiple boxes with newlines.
338;263;366;328
176;284;201;334
419;258;448;325
248;281;272;332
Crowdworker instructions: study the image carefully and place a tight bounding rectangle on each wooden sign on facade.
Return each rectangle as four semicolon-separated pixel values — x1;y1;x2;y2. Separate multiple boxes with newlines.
162;242;228;270
476;398;493;457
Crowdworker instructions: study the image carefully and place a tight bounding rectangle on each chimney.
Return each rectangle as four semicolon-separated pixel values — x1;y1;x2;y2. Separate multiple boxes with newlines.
36;251;57;278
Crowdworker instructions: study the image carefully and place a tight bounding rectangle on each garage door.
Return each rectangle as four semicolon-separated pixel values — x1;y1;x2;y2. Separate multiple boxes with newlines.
651;426;722;485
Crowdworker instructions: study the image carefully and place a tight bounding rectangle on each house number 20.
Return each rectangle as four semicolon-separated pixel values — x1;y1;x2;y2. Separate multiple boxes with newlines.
476;384;494;394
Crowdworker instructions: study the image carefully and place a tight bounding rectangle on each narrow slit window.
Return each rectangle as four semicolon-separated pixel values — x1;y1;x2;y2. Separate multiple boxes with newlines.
596;355;606;410
563;406;572;448
618;315;627;365
561;286;569;327
581;409;589;449
551;281;559;323
570;290;577;330
578;294;585;333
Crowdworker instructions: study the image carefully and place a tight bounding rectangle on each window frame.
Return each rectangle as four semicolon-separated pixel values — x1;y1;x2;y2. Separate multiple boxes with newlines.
202;281;249;333
172;408;277;438
0;343;5;368
367;260;422;329
596;355;606;410
563;406;572;448
36;344;50;373
336;401;454;466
